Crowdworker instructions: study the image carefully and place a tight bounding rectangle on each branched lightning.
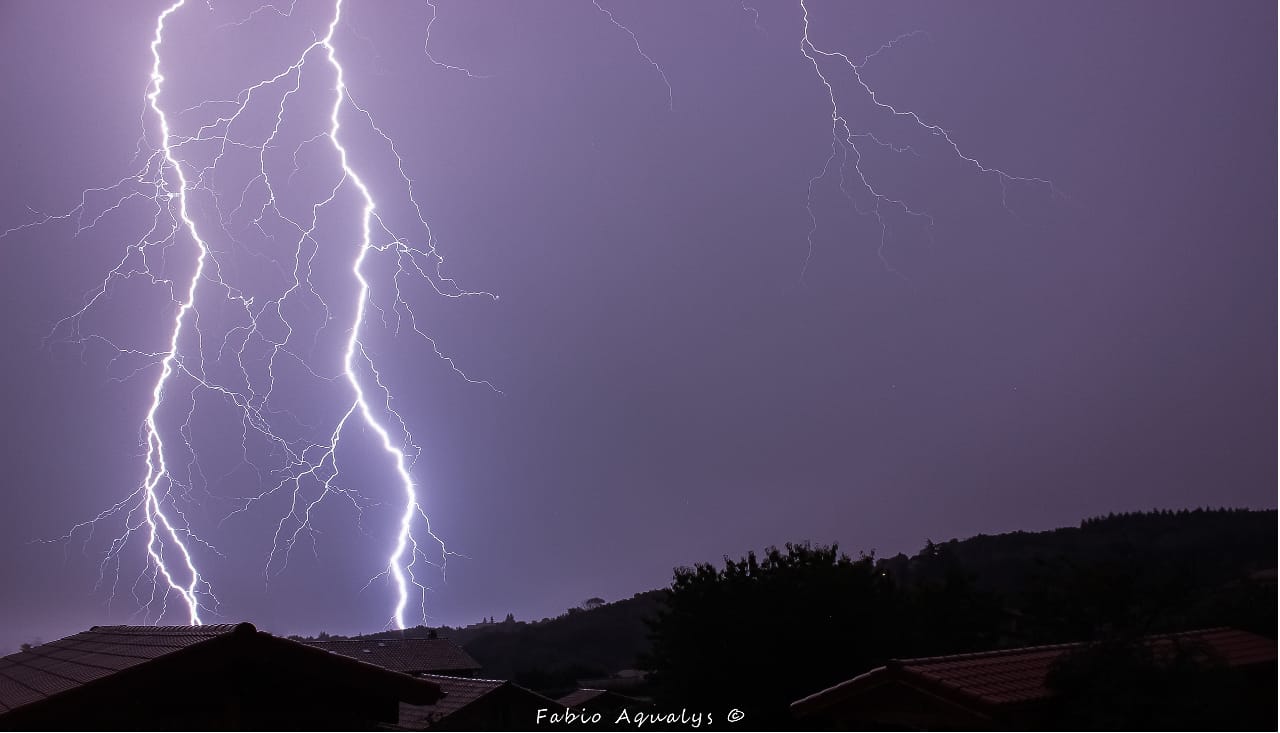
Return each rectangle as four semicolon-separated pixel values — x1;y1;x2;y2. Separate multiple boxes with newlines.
798;0;1059;275
318;0;473;630
133;0;218;624
424;0;489;78
591;0;674;111
741;2;767;37
8;0;495;628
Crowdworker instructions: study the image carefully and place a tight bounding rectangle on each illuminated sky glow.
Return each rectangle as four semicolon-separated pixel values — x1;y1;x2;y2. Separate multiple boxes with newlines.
0;1;1272;648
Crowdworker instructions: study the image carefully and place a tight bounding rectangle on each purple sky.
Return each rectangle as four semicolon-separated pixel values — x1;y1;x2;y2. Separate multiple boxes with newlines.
0;1;1274;651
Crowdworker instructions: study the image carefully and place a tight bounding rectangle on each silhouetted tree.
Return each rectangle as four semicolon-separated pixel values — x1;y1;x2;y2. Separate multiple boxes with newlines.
901;540;1002;654
645;542;902;726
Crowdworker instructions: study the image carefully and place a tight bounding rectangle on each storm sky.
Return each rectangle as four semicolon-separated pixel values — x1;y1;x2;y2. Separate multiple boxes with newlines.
0;1;1274;651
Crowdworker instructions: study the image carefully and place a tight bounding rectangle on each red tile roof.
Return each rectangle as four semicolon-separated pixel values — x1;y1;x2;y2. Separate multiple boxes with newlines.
898;628;1276;706
301;637;481;674
398;674;555;729
891;641;1078;705
793;628;1277;717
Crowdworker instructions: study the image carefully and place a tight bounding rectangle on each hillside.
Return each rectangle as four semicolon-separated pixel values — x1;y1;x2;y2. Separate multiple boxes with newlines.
877;507;1276;641
332;508;1274;694
461;591;666;694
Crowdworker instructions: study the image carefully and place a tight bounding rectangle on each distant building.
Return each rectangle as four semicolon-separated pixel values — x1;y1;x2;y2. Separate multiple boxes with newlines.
398;674;555;730
791;627;1277;730
0;623;440;730
302;637;483;678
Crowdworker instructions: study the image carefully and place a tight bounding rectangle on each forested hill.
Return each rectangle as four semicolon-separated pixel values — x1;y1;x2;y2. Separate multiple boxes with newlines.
876;507;1276;643
460;591;665;692
879;507;1276;594
342;591;667;694
333;508;1274;693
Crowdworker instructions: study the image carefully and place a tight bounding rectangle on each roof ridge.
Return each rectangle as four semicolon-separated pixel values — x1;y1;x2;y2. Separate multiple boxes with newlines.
87;625;241;632
894;627;1246;666
303;637;454;643
420;674;507;683
894;641;1080;666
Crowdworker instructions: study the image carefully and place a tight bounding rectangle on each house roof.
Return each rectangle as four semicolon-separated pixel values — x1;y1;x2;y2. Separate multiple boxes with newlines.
398;674;555;729
302;637;481;674
0;623;441;717
417;675;507;718
0;625;242;713
556;688;647;709
792;628;1277;718
557;688;610;708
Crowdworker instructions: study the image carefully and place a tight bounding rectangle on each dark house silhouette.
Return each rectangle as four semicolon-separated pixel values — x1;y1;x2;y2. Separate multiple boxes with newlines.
302;637;482;678
398;674;555;730
791;628;1276;730
0;623;440;730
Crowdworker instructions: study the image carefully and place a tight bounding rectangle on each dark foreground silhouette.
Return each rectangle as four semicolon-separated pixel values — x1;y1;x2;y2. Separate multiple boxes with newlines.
316;508;1277;730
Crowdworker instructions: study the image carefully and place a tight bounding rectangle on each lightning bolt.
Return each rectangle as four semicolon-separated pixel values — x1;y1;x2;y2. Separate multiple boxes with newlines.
591;0;674;111
424;0;489;78
133;0;217;625
7;0;495;628
741;2;767;37
318;0;468;631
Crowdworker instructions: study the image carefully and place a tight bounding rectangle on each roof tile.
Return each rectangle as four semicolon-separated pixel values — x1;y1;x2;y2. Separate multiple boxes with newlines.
301;638;480;674
898;628;1277;706
397;674;553;729
0;625;241;713
794;627;1277;718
